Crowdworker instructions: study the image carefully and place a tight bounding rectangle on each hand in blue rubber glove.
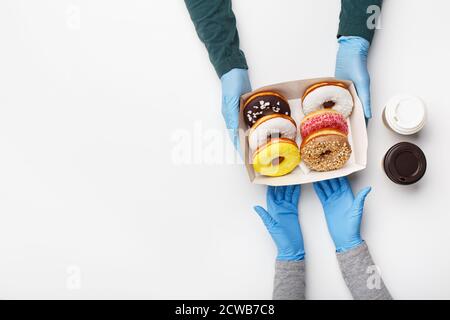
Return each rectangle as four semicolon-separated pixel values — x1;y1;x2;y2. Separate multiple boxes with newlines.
254;185;304;261
313;177;371;253
220;68;252;152
335;36;372;120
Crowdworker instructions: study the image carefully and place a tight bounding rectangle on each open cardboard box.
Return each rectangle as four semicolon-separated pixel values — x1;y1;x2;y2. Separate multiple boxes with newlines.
239;77;368;186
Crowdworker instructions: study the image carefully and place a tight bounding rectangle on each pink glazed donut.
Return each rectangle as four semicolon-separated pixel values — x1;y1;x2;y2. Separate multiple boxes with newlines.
300;109;348;139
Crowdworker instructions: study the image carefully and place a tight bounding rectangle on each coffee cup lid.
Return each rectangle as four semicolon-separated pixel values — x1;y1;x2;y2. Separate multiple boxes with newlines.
385;95;426;135
383;142;427;185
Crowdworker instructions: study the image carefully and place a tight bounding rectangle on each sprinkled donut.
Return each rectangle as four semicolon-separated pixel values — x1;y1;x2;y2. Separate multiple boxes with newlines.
300;129;352;172
302;82;354;118
300;110;348;139
252;138;301;177
248;114;297;151
243;91;291;127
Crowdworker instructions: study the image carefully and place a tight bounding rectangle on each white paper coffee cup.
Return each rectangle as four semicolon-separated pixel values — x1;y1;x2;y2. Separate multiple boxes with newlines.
382;95;427;135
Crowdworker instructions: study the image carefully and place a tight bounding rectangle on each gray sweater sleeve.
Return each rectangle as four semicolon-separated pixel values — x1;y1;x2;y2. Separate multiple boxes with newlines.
273;260;306;300
337;242;392;300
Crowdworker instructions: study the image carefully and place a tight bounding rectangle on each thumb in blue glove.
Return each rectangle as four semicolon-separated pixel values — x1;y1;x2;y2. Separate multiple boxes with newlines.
313;177;371;253
254;185;304;261
335;36;372;120
220;68;252;152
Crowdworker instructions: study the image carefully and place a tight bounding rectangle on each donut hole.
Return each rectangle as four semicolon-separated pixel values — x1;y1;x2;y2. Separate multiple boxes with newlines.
272;157;285;166
320;150;332;158
267;132;281;141
323;101;336;108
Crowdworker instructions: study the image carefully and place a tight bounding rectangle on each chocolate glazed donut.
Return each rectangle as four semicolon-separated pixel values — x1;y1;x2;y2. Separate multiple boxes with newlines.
243;92;291;127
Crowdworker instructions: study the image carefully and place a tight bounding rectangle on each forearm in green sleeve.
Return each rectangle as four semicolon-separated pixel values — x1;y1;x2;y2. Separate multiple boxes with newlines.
184;0;248;78
336;243;392;300
338;0;383;44
273;260;306;300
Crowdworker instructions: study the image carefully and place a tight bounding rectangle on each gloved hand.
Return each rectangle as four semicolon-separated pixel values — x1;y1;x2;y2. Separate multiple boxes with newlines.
254;185;304;261
313;177;371;253
220;68;252;152
335;36;372;120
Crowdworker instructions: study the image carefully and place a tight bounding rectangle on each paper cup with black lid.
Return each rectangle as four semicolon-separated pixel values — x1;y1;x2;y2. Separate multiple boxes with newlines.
383;142;427;185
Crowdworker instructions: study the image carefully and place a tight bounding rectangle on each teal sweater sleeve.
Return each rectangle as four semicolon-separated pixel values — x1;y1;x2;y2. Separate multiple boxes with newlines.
338;0;383;44
184;0;248;78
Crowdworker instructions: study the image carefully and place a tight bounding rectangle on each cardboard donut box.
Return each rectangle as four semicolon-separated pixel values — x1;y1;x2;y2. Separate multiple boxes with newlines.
239;77;368;186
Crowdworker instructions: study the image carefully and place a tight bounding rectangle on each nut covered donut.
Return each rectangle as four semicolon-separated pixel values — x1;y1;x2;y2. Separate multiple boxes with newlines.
300;110;348;139
253;138;301;177
302;82;354;118
300;129;352;172
243;91;291;127
248;114;297;151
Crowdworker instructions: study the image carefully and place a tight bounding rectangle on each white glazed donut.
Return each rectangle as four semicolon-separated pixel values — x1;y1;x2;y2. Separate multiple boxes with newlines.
302;82;354;118
248;114;297;151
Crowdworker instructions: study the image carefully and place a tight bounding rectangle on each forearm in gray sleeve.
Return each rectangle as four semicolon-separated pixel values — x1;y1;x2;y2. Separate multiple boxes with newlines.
336;242;392;300
273;260;306;300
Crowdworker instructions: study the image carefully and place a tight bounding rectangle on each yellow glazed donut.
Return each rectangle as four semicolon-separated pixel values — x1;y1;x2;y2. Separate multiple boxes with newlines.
252;138;301;177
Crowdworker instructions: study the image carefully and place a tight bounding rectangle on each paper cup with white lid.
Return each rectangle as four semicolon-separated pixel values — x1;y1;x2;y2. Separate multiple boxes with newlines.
382;95;427;135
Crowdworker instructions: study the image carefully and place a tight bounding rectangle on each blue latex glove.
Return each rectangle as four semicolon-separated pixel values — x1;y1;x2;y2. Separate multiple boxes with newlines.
254;185;304;261
220;68;252;151
335;36;372;120
313;177;371;253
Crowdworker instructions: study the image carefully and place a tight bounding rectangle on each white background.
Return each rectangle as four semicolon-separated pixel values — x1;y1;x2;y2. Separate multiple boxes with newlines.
0;0;449;299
